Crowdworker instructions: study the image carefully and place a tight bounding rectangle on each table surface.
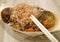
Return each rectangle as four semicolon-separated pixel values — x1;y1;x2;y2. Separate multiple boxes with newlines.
0;0;60;42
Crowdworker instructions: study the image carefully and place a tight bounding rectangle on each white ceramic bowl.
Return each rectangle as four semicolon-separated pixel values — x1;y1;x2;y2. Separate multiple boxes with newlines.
0;0;60;37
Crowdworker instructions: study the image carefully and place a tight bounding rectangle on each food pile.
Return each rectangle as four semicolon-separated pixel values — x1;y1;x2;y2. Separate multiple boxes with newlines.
1;4;55;32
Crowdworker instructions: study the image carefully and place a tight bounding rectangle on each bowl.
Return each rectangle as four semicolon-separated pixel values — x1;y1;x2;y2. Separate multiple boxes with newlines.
0;0;60;37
